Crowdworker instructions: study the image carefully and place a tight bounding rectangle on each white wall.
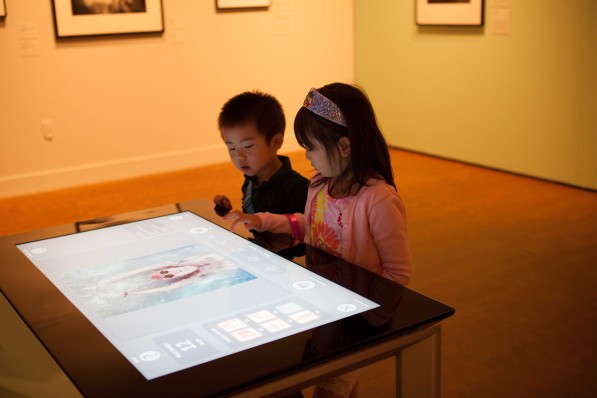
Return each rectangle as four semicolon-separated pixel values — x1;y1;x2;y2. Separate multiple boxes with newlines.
356;0;597;190
0;0;354;197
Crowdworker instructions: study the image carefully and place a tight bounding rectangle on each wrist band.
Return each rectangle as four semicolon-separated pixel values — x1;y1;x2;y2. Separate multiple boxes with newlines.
285;214;301;242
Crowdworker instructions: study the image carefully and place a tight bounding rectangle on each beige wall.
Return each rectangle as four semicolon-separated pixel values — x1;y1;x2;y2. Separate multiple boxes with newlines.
356;0;597;190
3;1;595;197
0;0;354;197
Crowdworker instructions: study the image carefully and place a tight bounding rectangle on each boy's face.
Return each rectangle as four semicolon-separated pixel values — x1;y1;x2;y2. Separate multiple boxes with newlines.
221;122;283;184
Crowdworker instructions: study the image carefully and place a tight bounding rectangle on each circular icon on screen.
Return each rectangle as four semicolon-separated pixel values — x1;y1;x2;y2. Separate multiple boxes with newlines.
31;248;47;254
337;303;357;313
139;351;161;362
292;281;315;291
190;227;208;234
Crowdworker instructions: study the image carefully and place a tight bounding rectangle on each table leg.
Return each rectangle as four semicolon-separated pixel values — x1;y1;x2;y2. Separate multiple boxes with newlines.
396;324;442;398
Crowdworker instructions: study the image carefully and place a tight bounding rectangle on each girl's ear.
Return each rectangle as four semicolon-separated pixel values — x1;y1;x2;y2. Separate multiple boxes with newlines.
338;137;351;158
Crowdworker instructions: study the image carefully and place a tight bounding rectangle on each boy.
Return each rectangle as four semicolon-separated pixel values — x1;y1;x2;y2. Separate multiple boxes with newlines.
214;91;309;219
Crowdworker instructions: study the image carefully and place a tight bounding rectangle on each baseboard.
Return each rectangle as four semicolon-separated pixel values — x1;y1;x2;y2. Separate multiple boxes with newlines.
0;145;229;198
391;146;597;192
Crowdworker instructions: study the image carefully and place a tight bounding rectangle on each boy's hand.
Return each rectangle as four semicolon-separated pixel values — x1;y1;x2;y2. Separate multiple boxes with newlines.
223;211;263;232
213;195;232;216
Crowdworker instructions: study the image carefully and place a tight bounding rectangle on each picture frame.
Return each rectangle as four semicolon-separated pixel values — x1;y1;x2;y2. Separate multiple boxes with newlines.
216;0;271;10
0;0;6;18
52;0;164;38
416;0;484;26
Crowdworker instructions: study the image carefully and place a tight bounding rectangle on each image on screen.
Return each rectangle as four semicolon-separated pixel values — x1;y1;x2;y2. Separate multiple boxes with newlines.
61;245;256;318
17;212;379;380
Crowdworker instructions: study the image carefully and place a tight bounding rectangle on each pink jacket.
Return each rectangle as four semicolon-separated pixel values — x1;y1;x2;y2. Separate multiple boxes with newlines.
257;178;413;286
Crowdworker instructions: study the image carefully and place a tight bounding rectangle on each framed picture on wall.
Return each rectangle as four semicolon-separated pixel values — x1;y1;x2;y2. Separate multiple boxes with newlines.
0;0;7;18
416;0;484;26
216;0;271;10
52;0;164;38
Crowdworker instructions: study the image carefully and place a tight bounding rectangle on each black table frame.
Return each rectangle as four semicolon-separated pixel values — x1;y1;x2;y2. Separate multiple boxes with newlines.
0;200;454;397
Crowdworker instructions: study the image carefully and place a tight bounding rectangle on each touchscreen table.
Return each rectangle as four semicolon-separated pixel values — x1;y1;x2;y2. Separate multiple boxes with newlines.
16;211;378;381
0;199;455;398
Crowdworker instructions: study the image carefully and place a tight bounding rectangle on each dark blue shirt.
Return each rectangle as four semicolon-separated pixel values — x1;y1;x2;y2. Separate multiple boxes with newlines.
241;156;309;215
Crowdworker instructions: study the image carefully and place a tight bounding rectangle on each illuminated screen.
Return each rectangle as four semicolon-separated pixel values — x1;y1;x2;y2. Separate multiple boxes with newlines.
16;212;379;380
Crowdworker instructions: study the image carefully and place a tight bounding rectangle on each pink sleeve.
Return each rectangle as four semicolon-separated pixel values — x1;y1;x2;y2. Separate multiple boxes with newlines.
257;212;306;240
369;190;413;286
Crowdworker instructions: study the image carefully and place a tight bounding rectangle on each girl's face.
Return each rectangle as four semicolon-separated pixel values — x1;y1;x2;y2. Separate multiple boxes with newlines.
305;139;342;178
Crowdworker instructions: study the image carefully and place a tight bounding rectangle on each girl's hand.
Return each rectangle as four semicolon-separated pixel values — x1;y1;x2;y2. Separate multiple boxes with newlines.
223;211;263;232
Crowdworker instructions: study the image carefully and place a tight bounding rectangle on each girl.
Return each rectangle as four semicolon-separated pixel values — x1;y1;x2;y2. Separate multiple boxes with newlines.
226;82;412;287
227;83;412;398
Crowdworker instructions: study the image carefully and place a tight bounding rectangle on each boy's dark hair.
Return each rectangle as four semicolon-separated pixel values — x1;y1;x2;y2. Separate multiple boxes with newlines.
218;91;285;143
294;83;395;194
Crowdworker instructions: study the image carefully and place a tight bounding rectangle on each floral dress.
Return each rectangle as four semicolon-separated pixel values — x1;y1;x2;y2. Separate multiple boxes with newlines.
307;184;360;396
309;184;351;257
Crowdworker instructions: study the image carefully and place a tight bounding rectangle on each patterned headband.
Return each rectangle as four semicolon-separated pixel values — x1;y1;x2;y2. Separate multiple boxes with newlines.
302;88;347;127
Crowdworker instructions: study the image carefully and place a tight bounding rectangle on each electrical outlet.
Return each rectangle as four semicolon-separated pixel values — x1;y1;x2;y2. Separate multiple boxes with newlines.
42;119;53;141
